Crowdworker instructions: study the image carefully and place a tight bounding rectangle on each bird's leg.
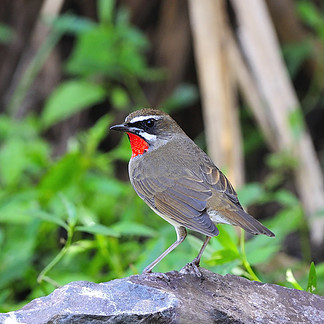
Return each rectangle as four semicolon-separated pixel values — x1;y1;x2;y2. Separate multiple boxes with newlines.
192;236;212;266
181;236;212;277
143;226;187;274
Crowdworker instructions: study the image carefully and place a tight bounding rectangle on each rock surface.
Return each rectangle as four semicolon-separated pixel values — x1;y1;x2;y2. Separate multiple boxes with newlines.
1;267;324;323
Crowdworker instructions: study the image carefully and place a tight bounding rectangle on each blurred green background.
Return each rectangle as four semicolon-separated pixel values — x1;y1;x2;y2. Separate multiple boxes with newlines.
0;0;324;312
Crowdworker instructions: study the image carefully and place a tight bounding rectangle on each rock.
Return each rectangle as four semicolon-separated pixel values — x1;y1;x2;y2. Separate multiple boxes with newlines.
1;267;323;323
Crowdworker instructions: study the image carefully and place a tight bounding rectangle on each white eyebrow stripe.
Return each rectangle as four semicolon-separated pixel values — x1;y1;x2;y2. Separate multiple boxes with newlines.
139;132;157;142
127;115;163;123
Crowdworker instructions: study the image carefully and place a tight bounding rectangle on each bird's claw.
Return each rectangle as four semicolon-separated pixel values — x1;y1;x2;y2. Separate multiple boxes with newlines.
142;271;170;282
180;261;202;277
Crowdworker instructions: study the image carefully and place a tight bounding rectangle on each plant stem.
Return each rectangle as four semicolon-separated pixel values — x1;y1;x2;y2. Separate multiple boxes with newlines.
37;225;74;285
240;230;261;282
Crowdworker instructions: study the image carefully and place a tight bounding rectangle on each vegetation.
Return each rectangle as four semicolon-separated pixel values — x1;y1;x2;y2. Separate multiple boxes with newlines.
0;0;323;312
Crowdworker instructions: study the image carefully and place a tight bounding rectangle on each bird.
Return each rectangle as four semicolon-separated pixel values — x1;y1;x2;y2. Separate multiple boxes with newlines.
110;108;274;274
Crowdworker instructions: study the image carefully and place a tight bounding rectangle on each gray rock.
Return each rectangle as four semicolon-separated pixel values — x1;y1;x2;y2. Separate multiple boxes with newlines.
1;267;323;323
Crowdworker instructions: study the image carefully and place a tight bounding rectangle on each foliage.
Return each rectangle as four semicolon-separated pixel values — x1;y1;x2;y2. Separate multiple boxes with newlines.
282;0;324;112
0;0;323;313
0;23;14;44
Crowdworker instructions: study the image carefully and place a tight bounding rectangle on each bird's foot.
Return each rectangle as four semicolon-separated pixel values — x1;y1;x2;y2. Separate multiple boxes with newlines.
180;259;202;277
142;270;170;282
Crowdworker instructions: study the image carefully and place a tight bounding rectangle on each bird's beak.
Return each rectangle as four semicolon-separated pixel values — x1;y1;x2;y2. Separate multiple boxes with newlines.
110;123;129;132
110;123;141;136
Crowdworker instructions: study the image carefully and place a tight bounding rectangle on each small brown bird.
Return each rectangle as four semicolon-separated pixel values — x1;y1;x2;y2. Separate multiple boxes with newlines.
111;109;274;273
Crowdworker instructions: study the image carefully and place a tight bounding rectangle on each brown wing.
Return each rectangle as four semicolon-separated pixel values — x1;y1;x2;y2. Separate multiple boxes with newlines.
132;172;219;237
200;161;274;237
200;162;241;207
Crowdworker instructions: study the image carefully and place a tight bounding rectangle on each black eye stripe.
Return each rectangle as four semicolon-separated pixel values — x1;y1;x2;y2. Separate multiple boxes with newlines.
128;118;156;129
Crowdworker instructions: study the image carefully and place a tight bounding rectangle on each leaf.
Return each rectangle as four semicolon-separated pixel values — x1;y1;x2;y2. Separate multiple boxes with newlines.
38;152;84;198
51;14;95;35
272;190;299;207
66;240;96;255
237;183;265;207
0;192;38;225
31;211;68;230
209;249;240;265
111;87;129;110
0;223;39;290
76;224;119;237
0;138;27;186
306;262;318;294
288;108;305;140
41;80;105;128
59;194;77;227
97;0;115;24
65;24;150;79
266;151;297;170
0;23;14;44
111;221;157;237
216;225;239;252
245;244;279;266
85;114;113;154
162;83;199;113
297;1;324;31
282;42;312;77
286;269;303;290
84;175;129;197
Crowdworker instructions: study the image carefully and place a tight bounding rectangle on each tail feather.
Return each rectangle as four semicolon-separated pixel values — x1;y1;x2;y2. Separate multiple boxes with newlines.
222;209;275;237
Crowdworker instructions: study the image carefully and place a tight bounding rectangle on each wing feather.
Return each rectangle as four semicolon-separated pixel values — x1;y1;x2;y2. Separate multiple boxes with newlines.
132;172;218;237
200;163;240;206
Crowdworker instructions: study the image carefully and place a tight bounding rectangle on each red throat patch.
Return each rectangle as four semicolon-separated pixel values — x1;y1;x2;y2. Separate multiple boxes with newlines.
127;133;149;159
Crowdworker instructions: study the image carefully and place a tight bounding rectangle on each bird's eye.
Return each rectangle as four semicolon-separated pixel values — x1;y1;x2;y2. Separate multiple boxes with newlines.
145;119;155;127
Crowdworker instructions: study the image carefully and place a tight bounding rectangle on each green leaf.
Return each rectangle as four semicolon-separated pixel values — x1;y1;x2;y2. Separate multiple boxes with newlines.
84;175;129;197
297;1;324;31
111;87;129;110
0;222;39;290
266;151;297;170
66;240;96;255
237;183;265;206
286;269;303;290
84;114;113;154
107;135;132;162
111;221;157;237
65;24;149;79
210;249;240;265
272;190;299;207
0;192;38;225
51;14;95;35
288;108;305;140
38;152;85;198
31;210;68;230
245;243;279;266
76;224;119;237
0;138;27;186
0;23;14;44
216;225;239;252
282;42;312;77
41;80;105;128
162;84;199;113
306;262;318;294
98;0;115;24
59;194;77;227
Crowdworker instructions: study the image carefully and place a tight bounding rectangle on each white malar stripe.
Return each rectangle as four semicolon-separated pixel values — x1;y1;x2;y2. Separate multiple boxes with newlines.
127;115;163;123
139;132;156;142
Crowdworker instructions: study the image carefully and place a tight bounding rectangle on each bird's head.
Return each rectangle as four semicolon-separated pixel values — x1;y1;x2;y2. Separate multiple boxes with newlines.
110;108;184;158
